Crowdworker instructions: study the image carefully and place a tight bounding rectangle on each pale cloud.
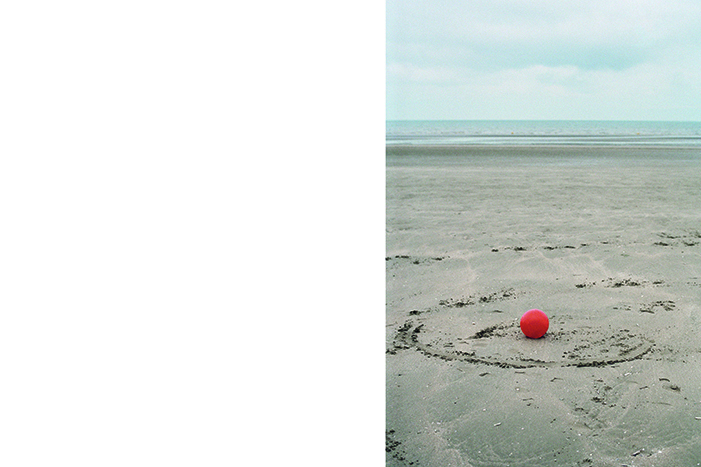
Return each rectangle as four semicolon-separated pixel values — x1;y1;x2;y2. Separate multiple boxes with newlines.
387;0;701;119
386;62;456;83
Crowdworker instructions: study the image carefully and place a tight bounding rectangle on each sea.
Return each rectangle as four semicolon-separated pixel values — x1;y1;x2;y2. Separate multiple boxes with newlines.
386;120;701;147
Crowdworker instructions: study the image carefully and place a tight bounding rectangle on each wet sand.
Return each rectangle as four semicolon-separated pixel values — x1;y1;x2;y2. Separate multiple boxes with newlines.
386;145;701;466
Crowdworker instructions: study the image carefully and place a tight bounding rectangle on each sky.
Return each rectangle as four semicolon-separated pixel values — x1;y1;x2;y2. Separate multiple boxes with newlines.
387;0;701;121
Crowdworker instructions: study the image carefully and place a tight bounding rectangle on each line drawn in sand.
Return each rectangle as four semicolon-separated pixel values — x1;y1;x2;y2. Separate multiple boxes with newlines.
390;318;655;369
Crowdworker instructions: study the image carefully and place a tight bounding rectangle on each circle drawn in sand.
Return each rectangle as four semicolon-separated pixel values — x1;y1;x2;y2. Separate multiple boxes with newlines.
392;318;654;369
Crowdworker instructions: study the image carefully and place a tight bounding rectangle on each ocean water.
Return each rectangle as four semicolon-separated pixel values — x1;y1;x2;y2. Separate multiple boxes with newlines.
386;120;701;146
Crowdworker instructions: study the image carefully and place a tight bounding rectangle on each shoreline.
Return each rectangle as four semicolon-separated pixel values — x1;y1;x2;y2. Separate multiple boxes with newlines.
387;143;701;153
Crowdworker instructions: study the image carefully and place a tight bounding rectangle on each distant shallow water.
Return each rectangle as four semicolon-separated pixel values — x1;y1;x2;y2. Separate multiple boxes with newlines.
386;120;701;147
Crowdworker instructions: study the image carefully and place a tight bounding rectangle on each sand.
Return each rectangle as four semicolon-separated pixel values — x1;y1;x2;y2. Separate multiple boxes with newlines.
386;145;701;466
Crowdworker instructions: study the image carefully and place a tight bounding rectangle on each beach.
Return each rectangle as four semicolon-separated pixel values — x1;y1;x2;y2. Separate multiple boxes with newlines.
386;144;701;466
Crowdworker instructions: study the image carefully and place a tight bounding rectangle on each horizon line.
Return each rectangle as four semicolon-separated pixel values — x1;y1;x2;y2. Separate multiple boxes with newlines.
386;119;701;123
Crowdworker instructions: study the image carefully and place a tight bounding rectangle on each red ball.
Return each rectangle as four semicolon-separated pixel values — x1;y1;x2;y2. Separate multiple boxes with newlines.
520;309;549;339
